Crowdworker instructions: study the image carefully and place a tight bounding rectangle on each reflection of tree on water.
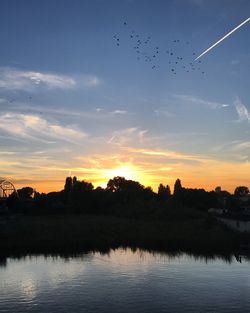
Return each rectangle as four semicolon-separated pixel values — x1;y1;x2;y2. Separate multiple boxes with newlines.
234;243;250;263
1;247;247;269
235;254;242;263
0;256;7;267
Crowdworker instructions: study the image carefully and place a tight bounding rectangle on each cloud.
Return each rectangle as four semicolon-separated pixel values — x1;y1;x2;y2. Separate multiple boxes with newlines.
126;147;205;164
232;141;250;151
176;94;229;109
0;67;100;91
108;127;147;145
110;110;127;115
0;151;20;155
81;75;100;88
233;97;250;123
211;139;250;162
2;130;250;193
3;101;127;122
0;113;87;144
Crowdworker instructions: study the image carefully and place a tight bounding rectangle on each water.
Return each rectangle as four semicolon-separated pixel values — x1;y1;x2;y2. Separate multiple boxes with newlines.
1;249;250;312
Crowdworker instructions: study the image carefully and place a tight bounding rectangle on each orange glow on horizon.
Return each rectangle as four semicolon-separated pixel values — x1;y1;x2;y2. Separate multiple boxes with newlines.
10;149;250;194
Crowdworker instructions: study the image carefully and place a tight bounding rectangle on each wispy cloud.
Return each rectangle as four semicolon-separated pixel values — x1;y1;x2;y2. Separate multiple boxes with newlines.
0;67;75;90
80;75;100;88
0;102;130;125
108;127;147;145
2;134;250;193
210;139;250;162
126;147;206;164
231;141;250;151
0;151;20;155
176;94;229;109
0;113;87;144
233;97;250;123
73;144;250;192
0;67;100;91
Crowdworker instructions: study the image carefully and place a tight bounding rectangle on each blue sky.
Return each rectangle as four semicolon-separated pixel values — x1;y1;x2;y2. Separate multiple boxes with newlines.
0;0;249;192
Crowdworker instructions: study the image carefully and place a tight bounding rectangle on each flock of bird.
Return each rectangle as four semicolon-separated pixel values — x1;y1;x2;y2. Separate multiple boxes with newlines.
113;22;205;75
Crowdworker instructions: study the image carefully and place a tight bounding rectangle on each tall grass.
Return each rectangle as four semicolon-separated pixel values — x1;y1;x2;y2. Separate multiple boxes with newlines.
0;214;238;258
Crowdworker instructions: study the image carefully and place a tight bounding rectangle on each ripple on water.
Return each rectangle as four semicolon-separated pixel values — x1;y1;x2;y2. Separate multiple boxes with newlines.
1;249;250;313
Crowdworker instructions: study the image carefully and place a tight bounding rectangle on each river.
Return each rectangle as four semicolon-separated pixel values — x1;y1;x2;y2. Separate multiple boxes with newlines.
0;249;250;312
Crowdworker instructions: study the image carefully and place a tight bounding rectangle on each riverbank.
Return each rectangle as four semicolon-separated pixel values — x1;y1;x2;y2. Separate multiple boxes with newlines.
0;214;241;257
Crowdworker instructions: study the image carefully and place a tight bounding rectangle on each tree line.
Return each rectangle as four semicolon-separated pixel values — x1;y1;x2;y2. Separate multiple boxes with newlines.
6;176;250;219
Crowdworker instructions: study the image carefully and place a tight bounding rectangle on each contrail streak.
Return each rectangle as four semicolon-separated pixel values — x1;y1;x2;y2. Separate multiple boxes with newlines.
195;16;250;60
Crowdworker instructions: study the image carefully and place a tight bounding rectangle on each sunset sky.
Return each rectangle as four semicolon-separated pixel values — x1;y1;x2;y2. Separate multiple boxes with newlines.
0;0;249;193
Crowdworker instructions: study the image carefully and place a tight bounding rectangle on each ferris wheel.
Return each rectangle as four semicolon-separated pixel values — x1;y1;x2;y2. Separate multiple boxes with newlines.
0;179;16;198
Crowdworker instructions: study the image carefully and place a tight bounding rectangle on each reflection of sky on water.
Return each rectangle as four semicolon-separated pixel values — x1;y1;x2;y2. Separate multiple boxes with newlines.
1;249;250;312
0;255;90;307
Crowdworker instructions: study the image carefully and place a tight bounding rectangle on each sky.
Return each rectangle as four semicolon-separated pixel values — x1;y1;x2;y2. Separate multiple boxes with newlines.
0;0;249;193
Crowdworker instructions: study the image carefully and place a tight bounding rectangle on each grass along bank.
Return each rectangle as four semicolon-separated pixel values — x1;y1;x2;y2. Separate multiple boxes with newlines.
0;214;239;257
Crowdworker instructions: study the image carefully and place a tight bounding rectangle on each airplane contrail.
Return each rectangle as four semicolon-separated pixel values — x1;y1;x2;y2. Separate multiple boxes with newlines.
195;16;250;60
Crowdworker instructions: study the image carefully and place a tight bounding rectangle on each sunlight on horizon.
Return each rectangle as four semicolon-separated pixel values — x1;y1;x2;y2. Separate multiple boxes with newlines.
104;164;140;181
85;163;148;189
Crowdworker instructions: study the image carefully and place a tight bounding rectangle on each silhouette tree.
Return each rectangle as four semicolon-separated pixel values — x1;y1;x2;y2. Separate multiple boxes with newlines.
234;186;249;197
158;184;171;201
166;185;171;197
72;180;94;194
158;183;165;196
107;176;145;204
107;177;144;193
6;192;20;212
17;187;34;199
64;176;73;193
107;176;126;192
225;195;241;212
174;179;182;196
70;180;94;212
177;188;217;211
72;176;77;186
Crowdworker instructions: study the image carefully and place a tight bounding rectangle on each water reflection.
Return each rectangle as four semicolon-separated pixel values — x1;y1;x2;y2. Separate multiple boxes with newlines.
1;249;250;312
0;247;242;269
0;256;7;267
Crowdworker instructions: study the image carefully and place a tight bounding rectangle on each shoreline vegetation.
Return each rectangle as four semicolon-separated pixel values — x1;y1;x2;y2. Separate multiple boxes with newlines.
1;176;250;259
0;213;246;259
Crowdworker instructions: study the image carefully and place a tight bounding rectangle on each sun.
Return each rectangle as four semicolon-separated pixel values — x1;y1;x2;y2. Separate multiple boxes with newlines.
91;163;148;189
105;165;138;181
